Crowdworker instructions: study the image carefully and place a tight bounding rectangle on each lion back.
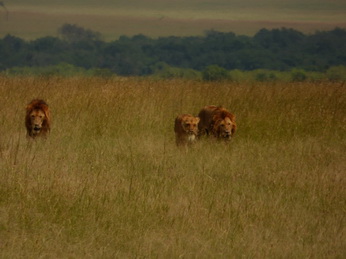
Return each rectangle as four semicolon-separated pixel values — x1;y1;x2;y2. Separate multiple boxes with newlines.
198;105;218;135
174;115;183;134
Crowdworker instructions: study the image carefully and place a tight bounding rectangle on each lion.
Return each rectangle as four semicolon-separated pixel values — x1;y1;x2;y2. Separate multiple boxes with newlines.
174;114;200;146
198;105;236;140
25;99;51;138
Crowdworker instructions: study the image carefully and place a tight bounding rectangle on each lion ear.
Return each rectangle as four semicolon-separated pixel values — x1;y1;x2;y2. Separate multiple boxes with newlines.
25;104;32;115
46;110;51;120
43;106;51;120
196;117;200;123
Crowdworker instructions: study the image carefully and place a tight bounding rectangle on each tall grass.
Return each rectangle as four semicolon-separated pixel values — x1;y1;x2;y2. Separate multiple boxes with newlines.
0;77;345;257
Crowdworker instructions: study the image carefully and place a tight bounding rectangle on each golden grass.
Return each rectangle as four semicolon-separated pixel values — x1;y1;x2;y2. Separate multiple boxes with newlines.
0;77;345;257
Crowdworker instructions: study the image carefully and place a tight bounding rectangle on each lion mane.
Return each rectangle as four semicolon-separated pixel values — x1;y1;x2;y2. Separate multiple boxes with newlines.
198;105;236;140
25;99;51;138
174;114;200;146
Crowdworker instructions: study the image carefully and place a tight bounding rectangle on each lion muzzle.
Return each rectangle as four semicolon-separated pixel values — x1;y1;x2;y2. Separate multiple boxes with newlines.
221;131;232;139
33;125;41;132
187;134;196;142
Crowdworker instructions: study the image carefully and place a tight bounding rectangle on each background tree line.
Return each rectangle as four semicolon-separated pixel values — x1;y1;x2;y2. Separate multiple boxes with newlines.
0;24;345;78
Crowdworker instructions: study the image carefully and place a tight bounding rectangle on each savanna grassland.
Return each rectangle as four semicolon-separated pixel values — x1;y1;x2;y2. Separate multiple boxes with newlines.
0;77;345;258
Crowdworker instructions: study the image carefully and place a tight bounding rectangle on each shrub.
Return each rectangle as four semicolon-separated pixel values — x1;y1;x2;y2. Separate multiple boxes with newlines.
255;70;277;82
202;65;231;81
151;62;201;80
291;69;307;82
326;66;346;81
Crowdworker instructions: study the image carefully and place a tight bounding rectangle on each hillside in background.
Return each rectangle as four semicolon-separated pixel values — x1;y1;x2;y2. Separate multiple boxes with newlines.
1;26;346;77
0;0;346;40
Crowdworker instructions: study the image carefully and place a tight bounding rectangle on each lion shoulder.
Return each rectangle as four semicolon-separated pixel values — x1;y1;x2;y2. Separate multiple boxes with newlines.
198;105;219;134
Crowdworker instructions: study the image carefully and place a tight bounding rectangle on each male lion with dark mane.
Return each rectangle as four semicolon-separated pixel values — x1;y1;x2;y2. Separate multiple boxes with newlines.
198;105;236;140
174;114;200;147
25;99;51;138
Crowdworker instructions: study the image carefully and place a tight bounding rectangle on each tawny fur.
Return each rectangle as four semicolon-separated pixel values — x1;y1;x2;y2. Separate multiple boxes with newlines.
174;114;200;146
25;99;51;138
198;105;236;140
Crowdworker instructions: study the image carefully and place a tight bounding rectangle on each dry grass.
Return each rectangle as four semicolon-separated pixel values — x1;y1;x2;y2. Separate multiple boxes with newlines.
0;77;345;258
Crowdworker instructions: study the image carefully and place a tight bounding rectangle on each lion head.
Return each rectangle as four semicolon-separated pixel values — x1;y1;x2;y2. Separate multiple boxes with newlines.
25;99;51;138
174;114;200;146
198;105;236;140
180;115;200;136
212;110;236;140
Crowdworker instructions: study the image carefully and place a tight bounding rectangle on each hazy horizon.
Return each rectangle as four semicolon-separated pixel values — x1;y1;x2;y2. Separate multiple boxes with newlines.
1;0;346;40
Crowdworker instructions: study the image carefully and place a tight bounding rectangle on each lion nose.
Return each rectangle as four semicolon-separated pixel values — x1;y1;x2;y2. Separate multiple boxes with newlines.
225;131;232;137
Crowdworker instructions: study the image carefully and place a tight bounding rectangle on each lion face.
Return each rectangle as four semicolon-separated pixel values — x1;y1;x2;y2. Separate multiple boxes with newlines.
181;116;200;136
26;99;51;138
29;109;46;135
214;116;235;139
174;114;200;146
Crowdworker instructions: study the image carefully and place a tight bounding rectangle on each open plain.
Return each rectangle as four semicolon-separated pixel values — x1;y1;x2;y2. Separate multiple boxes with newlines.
0;77;345;257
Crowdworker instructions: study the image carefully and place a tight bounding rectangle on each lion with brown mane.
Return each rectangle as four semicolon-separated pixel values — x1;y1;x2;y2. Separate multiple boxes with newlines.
25;99;51;138
174;114;200;147
198;105;236;140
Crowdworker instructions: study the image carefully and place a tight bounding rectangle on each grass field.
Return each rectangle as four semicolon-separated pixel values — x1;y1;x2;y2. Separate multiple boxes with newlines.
0;77;345;257
1;0;346;40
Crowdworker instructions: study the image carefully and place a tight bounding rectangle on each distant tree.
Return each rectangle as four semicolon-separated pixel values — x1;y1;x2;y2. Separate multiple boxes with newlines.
58;24;101;42
2;34;25;51
0;34;27;67
254;27;305;49
1;28;346;76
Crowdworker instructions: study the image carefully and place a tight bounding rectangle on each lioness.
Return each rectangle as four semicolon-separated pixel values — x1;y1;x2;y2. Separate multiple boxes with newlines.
174;114;200;146
25;99;51;138
198;105;236;140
